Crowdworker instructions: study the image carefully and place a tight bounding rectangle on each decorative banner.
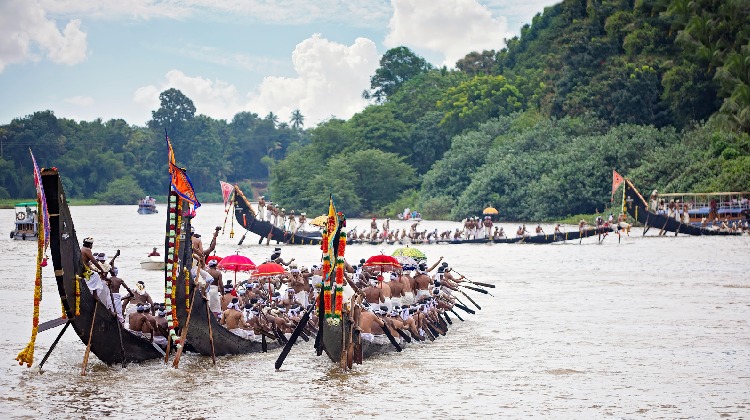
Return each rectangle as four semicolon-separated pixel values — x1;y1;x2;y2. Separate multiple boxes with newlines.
29;150;50;251
219;181;233;208
611;169;624;201
166;132;201;209
320;195;345;325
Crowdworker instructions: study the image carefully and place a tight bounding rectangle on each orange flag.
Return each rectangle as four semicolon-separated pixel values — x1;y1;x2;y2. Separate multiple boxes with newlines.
166;133;201;209
611;169;624;201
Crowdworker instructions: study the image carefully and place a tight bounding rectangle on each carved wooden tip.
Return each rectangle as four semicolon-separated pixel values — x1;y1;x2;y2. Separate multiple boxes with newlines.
54;269;64;276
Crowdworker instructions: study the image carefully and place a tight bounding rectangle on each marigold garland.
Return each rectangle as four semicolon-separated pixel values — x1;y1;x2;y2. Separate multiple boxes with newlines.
164;193;183;346
15;202;45;367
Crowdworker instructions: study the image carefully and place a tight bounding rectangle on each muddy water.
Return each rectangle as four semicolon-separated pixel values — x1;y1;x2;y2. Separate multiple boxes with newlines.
0;203;748;418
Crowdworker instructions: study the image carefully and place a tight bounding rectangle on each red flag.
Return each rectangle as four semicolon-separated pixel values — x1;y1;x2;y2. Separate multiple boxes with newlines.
166;133;201;209
219;181;233;208
611;169;624;200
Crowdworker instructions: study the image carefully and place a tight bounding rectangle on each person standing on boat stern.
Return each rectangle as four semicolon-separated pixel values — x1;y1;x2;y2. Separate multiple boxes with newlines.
483;216;493;238
205;259;224;317
370;217;378;238
148;247;160;257
258;196;266;221
106;267;130;323
288;211;297;234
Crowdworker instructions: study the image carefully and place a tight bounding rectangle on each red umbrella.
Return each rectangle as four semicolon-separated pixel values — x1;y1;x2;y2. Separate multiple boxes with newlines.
252;261;287;277
206;255;223;265
216;252;256;284
363;254;402;272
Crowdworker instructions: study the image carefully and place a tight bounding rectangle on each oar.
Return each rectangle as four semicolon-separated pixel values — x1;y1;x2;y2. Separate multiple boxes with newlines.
238;231;248;245
378;319;402;352
450;308;464;321
38;320;71;371
106;286;127;368
203;296;216;366
275;305;314;370
454;302;475;315
81;300;99;376
173;286;198;369
442;311;452;325
394;328;412;343
38;317;68;333
458;289;482;310
449;269;495;289
460;284;489;295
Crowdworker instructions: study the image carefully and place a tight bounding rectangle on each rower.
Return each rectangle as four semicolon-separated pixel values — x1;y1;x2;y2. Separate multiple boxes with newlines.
123;281;155;323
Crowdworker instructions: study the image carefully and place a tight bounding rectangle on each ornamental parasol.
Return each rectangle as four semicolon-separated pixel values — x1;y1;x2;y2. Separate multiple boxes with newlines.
363;254;402;272
393;255;418;271
216;252;256;283
205;255;223;266
391;246;426;261
483;206;499;215
309;215;328;227
252;261;287;277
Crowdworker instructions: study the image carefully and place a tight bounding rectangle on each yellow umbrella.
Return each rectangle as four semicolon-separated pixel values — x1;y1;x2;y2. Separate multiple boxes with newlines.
309;215;328;227
483;206;499;215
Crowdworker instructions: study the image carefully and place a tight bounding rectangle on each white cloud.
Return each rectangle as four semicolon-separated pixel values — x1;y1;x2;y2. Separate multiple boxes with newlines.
0;0;88;72
246;34;380;125
64;95;94;106
134;70;244;121
134;34;379;126
384;0;510;67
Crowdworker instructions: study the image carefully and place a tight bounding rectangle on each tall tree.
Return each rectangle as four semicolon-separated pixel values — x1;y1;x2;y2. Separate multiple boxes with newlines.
368;47;433;103
290;109;304;130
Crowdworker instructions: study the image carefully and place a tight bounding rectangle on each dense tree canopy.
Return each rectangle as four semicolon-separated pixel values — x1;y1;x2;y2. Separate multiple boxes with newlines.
2;0;748;221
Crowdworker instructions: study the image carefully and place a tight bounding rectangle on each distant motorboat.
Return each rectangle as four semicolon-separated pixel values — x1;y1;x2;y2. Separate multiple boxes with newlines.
140;255;165;270
137;196;158;214
9;201;39;241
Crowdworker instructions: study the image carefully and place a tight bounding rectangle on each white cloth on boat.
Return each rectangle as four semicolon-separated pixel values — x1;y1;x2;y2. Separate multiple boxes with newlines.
230;328;254;340
208;285;221;314
112;292;123;323
85;272;114;312
401;292;415;306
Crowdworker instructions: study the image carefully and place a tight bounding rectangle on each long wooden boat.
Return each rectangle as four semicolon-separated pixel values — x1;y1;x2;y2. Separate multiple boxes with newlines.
43;168;164;365
233;185;322;245
170;193;280;356
347;227;612;246
623;178;742;236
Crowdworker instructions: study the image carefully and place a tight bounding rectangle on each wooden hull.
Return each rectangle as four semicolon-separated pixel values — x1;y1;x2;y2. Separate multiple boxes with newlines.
624;179;742;236
43;169;164;365
320;317;399;364
173;213;280;356
233;186;323;245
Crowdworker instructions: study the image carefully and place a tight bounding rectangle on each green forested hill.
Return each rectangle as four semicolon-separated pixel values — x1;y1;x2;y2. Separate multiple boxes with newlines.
1;0;748;220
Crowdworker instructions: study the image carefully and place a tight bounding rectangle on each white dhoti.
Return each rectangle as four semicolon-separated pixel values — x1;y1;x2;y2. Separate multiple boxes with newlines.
416;289;430;301
295;290;309;307
112;292;124;323
289;221;297;233
124;305;137;325
230;328;253;340
390;296;402;308
208;285;221;314
401;292;415;306
485;226;492;238
361;332;375;342
86;273;113;312
258;206;265;221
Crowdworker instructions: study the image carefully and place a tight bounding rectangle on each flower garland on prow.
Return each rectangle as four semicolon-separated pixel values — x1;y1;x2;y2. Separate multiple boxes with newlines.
15;200;44;367
164;193;183;348
16;154;52;368
334;212;347;320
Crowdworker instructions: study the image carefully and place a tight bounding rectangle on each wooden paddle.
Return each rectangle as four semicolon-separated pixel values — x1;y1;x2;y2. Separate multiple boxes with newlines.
454;302;475;315
203;296;216;366
449;269;496;289
81;300;99;376
173;286;198;369
450;308;464;322
458;289;482;310
378;318;402;352
38;317;68;333
38;320;71;371
460;284;489;295
275;304;315;370
106;286;127;368
442;311;452;325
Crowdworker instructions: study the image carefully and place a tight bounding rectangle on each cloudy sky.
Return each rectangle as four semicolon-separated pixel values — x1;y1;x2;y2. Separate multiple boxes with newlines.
0;0;560;127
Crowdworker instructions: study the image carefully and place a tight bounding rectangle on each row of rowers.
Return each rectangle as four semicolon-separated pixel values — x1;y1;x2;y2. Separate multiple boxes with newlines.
188;247;470;343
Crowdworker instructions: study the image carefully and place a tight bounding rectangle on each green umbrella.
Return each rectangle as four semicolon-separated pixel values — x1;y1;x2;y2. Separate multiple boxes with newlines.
391;246;426;261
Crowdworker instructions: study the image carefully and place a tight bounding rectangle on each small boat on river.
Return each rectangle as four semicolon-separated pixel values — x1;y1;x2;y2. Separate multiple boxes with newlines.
9;201;39;241
137;196;158;214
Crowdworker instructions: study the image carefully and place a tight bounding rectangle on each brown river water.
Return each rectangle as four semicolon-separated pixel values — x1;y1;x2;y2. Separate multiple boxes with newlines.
1;203;748;418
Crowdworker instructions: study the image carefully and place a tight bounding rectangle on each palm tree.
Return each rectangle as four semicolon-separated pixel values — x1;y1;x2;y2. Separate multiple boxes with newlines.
290;109;304;130
265;112;279;128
